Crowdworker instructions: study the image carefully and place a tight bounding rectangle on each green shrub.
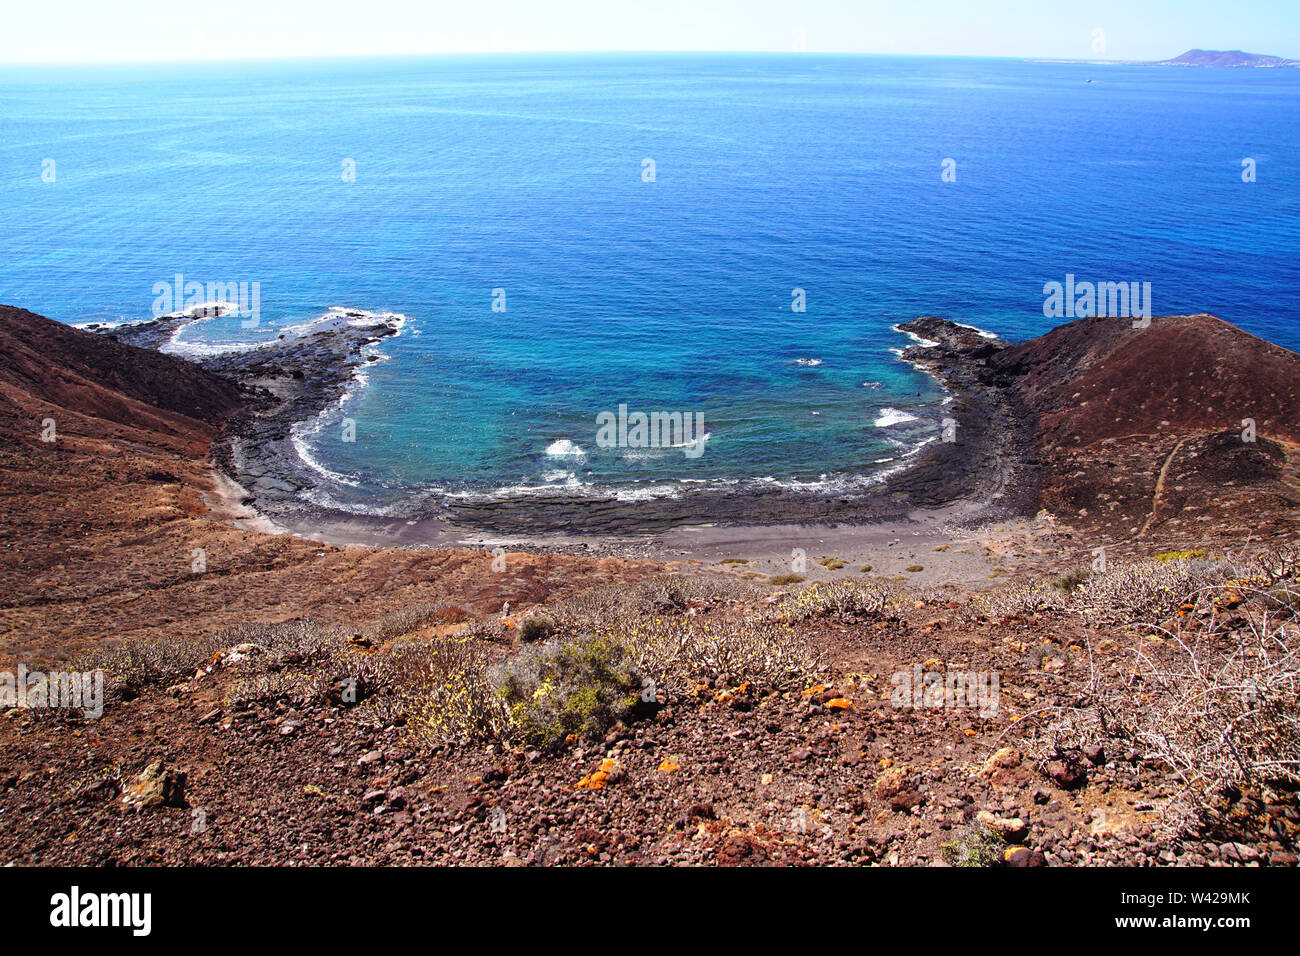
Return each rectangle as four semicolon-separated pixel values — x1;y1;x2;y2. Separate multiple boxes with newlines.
769;573;805;586
1052;568;1091;592
941;823;1005;867
490;634;642;749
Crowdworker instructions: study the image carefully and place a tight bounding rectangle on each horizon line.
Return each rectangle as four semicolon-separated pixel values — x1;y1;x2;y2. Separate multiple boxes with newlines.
0;49;1247;68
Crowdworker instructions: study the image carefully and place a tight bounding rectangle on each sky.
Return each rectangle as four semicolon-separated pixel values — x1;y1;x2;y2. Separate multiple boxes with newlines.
2;0;1299;64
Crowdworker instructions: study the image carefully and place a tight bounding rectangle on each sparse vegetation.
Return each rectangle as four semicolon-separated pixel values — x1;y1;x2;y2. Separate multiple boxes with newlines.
778;579;892;623
605;616;822;697
941;823;1005;867
1015;545;1300;836
1070;555;1231;625
1052;568;1091;592
515;614;557;643
390;636;511;745
491;634;643;749
1153;549;1207;562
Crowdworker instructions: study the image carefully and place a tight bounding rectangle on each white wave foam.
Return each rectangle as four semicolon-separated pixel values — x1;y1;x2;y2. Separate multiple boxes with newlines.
290;419;362;489
274;308;410;488
874;408;919;428
74;316;155;331
955;322;1000;340
545;439;586;459
892;324;940;348
162;305;408;359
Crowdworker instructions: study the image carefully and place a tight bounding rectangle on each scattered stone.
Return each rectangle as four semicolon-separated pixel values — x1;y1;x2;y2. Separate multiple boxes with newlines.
121;759;186;810
1045;756;1087;789
980;747;1023;778
1219;842;1259;864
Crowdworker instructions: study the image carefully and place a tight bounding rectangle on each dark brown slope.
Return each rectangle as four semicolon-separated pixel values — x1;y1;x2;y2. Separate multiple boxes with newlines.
991;313;1300;447
896;312;1299;548
0;306;243;445
993;313;1300;542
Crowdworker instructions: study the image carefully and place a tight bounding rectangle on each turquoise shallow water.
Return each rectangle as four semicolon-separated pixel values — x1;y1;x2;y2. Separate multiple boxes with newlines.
2;54;1298;513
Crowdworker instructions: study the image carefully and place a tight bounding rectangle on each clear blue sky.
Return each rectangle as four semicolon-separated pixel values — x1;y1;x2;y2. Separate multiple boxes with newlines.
4;0;1299;63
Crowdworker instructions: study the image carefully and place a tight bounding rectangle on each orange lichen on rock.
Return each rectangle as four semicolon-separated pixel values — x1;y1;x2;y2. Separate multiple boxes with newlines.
714;681;751;704
575;758;621;790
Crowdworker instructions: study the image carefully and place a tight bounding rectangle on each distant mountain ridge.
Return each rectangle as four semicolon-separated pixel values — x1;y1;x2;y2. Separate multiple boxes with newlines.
1159;49;1300;67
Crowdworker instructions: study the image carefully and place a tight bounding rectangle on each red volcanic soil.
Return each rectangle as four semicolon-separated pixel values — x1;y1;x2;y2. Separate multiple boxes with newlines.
994;313;1300;447
0;305;242;445
0;306;661;665
991;313;1300;544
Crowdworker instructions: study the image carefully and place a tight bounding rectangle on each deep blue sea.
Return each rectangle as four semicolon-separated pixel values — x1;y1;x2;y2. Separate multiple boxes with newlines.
2;55;1298;513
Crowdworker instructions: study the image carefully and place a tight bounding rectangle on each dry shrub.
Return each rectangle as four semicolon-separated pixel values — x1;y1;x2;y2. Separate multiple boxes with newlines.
1015;553;1300;836
976;581;1067;619
1129;601;1300;797
776;579;892;623
1069;557;1232;625
554;574;761;630
384;636;511;746
228;670;316;708
80;632;233;697
360;603;449;643
605;616;824;696
82;618;345;698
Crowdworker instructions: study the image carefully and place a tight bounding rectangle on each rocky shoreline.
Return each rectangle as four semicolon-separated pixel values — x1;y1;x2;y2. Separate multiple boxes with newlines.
96;311;1041;542
99;308;404;520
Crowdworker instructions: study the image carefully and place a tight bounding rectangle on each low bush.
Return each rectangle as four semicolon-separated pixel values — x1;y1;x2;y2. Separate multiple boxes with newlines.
387;636;511;745
941;823;1005;867
778;579;891;623
490;634;643;749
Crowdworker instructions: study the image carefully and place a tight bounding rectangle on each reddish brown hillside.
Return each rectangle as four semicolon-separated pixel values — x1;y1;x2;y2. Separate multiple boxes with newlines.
991;313;1300;540
0;306;243;447
993;313;1300;448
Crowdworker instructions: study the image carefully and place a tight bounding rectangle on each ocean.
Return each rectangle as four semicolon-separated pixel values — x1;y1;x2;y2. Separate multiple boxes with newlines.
2;54;1298;515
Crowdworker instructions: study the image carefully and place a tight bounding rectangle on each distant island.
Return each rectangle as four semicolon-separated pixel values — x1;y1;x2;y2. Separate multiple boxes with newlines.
1159;49;1299;67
